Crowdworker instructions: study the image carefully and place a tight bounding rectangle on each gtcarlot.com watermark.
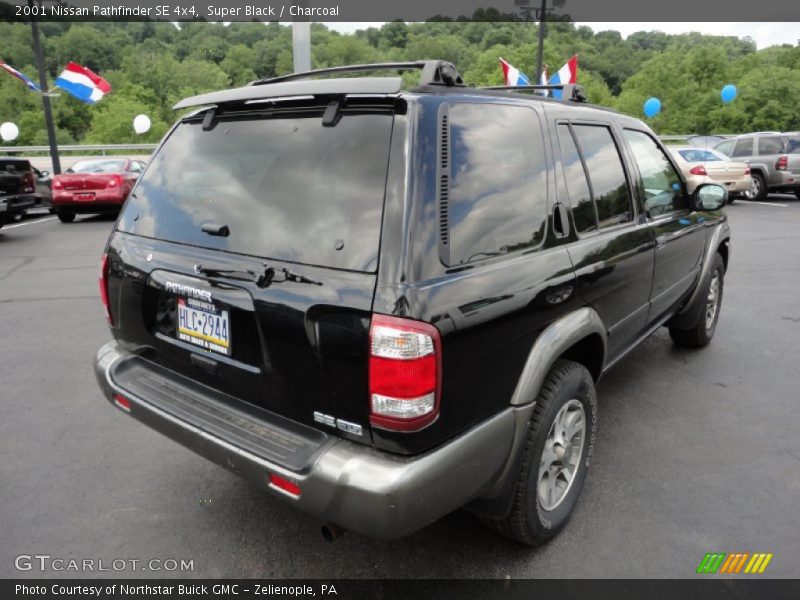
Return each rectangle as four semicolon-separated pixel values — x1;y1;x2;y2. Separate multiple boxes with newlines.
14;554;194;573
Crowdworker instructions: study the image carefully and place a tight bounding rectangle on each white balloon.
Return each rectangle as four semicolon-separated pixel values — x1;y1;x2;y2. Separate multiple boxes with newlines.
133;114;151;135
0;122;20;142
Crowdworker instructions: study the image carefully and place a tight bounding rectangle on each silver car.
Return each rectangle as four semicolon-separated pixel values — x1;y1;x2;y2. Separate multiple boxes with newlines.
714;132;800;200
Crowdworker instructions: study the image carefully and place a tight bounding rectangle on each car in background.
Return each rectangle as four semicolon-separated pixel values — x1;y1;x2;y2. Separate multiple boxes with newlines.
52;158;145;223
714;132;800;201
32;166;53;211
0;157;40;229
669;147;750;203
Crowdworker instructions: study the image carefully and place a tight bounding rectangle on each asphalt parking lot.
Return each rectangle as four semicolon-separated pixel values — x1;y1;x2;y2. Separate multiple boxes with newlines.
1;197;799;579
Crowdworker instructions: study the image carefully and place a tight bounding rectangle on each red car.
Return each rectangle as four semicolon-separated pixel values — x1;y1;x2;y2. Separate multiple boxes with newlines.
52;158;145;223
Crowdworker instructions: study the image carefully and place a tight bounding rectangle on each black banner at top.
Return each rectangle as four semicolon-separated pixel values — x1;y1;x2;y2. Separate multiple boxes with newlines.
3;0;800;22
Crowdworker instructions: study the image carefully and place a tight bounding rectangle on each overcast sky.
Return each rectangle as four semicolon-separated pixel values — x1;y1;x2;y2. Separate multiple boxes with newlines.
324;22;800;50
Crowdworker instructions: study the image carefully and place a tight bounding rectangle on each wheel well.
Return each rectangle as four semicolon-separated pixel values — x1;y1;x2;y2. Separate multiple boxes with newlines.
717;241;729;273
559;333;604;382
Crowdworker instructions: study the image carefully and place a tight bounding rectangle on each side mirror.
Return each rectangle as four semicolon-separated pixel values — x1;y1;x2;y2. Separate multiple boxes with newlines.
693;183;727;211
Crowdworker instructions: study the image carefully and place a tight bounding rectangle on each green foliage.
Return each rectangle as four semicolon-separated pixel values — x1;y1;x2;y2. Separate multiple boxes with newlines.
0;19;797;146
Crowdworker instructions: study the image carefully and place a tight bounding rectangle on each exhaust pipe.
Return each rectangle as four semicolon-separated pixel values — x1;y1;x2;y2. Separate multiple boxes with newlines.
321;522;347;542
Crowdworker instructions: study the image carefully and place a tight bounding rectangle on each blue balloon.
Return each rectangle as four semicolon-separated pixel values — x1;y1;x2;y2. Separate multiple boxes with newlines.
721;84;737;104
643;97;661;118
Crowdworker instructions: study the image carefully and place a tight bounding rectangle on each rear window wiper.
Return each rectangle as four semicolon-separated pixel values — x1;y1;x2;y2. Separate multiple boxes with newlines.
193;263;322;287
261;265;323;287
194;264;260;284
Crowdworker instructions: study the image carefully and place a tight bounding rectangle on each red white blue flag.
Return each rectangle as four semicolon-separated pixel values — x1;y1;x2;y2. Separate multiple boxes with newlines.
0;60;41;93
499;57;531;86
55;62;111;104
548;55;578;98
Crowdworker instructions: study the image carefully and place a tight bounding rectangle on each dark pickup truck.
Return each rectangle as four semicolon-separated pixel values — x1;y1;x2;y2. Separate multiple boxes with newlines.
94;61;731;545
0;157;40;228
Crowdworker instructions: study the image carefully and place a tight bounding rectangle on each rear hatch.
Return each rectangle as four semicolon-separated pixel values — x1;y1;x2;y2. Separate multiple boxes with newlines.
107;99;398;445
0;159;30;195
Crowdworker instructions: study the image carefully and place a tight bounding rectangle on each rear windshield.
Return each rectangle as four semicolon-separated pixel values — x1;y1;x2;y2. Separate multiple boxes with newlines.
678;149;723;162
118;112;393;272
787;136;800;154
68;159;126;173
0;160;30;173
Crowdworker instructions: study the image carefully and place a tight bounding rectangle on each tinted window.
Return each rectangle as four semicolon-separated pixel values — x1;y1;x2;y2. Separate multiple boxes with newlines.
0;160;30;173
572;125;633;228
557;124;596;234
118;113;393;272
732;138;753;158
787;136;800;154
447;103;548;265
757;136;783;155
678;149;722;162
714;140;734;157
625;130;687;217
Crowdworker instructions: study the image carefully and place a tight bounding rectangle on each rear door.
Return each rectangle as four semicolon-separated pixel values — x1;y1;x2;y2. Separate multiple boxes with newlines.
108;102;398;443
556;121;655;360
756;135;784;184
622;129;707;322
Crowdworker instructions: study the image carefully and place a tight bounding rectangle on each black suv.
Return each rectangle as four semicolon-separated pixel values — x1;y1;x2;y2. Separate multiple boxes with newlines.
94;61;731;545
0;157;40;228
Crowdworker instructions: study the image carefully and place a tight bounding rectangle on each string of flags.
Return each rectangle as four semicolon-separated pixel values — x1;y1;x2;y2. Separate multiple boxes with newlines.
0;59;111;104
498;54;578;98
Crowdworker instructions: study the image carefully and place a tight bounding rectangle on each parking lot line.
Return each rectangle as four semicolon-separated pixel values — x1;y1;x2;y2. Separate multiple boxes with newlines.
1;216;56;229
736;200;790;207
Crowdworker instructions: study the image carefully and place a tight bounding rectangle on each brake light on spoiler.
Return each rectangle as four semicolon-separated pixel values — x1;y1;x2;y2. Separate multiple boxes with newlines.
368;314;442;432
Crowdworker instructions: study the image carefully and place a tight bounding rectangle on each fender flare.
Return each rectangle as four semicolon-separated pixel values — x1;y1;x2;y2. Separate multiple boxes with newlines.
467;306;607;518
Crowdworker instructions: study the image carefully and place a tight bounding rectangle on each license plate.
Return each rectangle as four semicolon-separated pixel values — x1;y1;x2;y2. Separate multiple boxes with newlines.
75;192;95;201
176;297;231;356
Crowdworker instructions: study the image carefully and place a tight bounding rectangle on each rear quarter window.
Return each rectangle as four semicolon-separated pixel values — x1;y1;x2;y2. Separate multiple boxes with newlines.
118;112;394;272
444;103;548;266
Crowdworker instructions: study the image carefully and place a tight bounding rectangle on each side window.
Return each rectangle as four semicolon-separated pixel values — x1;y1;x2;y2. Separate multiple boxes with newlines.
715;140;734;157
571;124;633;229
445;103;548;266
757;136;783;156
556;124;596;234
732;138;753;158
623;129;687;217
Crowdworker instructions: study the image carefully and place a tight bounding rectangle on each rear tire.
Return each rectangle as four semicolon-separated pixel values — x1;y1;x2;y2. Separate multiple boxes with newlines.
669;253;724;348
480;359;597;546
746;172;766;201
56;210;75;223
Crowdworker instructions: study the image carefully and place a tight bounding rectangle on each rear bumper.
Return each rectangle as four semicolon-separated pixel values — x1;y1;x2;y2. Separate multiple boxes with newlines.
53;190;125;211
94;341;516;538
0;193;38;217
769;171;800;191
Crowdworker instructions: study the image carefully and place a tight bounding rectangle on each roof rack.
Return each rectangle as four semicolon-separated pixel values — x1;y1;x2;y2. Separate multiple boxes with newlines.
251;61;465;87
480;83;588;103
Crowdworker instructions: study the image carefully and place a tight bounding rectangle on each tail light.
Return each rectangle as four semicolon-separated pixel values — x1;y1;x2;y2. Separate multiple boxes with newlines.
99;253;113;326
368;314;441;432
776;155;788;171
106;174;122;188
52;178;63;189
21;170;35;193
689;165;707;176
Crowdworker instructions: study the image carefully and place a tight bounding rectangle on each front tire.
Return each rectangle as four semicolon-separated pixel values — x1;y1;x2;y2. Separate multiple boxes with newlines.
480;359;597;546
669;253;724;348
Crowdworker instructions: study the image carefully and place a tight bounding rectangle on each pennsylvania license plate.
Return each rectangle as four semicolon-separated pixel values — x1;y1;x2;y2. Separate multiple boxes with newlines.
176;297;231;356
